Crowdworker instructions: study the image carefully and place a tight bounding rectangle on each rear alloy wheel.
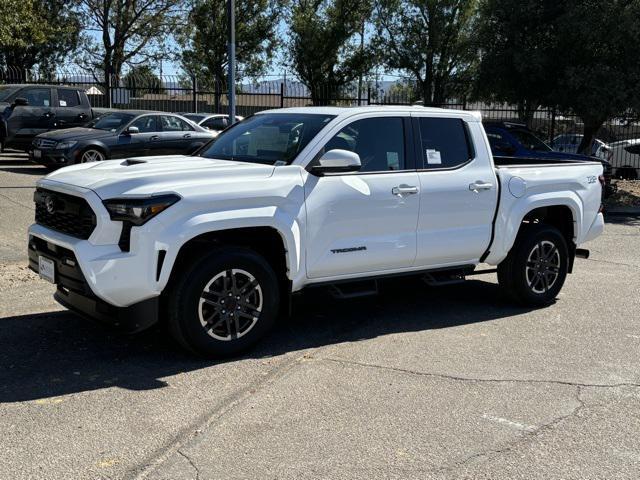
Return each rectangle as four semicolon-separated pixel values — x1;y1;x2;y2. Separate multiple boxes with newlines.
168;247;280;357
80;148;106;163
498;224;569;306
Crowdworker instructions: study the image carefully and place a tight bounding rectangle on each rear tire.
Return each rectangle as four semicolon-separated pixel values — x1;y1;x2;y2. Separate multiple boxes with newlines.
498;224;569;306
167;247;280;358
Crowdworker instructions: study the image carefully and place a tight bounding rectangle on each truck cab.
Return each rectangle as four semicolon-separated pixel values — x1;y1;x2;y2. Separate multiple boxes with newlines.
0;84;92;151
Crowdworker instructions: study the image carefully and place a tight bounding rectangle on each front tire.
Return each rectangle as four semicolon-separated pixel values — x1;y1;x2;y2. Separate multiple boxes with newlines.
167;247;280;357
79;148;106;163
498;224;569;306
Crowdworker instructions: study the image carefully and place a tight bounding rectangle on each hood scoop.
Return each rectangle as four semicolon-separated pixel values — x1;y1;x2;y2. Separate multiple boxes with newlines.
122;158;148;166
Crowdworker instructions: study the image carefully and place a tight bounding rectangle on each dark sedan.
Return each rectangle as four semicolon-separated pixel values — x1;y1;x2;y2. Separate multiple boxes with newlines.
29;110;216;167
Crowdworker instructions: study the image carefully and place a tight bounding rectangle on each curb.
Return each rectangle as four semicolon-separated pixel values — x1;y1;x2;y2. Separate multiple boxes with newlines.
604;207;640;217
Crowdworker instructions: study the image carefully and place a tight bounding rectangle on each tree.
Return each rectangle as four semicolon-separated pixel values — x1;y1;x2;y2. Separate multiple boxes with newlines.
288;0;373;105
178;0;281;110
0;0;81;75
551;0;640;154
373;0;478;106
78;0;182;101
474;0;563;123
123;66;163;97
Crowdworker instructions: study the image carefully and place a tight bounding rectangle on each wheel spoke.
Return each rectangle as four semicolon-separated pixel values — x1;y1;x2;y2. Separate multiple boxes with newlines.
238;278;259;296
544;245;557;261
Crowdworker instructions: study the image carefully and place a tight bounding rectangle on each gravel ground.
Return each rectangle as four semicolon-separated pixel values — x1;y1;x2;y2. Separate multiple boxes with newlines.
607;180;640;208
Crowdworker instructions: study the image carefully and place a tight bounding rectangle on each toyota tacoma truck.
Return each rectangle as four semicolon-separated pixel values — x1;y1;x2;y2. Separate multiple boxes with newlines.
28;106;605;357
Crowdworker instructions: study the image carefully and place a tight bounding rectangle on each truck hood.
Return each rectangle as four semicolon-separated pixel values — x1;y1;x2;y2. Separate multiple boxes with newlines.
38;127;112;141
41;155;276;199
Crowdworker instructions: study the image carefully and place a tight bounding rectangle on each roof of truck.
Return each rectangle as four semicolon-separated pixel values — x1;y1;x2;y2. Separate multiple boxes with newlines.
258;105;482;121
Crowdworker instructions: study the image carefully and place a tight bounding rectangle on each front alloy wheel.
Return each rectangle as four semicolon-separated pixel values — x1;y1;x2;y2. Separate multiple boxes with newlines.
80;148;105;163
168;247;280;357
198;269;264;341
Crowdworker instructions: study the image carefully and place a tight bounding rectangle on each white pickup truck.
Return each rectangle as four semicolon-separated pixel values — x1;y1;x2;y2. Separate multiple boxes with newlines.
28;106;605;357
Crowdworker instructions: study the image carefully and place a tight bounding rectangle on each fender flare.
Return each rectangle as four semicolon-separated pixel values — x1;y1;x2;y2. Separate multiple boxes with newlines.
156;206;302;289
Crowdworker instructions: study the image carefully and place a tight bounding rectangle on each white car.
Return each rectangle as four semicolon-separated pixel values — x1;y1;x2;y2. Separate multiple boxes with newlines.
607;139;640;179
28;106;605;357
552;133;612;161
179;113;244;136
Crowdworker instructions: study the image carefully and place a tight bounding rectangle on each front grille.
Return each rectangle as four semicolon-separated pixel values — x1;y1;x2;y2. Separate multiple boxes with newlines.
33;138;57;149
34;188;97;239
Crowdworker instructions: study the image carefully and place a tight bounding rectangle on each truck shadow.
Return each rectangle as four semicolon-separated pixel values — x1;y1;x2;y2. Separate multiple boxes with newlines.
0;278;535;403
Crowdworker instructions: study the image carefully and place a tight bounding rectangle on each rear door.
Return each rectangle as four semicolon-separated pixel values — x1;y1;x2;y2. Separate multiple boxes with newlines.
159;115;196;154
53;89;90;129
304;114;420;279
412;115;498;267
6;87;55;145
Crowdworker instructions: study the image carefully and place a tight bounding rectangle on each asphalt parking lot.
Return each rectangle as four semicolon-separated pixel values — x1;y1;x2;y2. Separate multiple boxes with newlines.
1;150;639;480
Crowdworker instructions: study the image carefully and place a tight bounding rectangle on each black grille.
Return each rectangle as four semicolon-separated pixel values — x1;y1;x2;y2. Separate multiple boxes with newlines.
34;188;97;239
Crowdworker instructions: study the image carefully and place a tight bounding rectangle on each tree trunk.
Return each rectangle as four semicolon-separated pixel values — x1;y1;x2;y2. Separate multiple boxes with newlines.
421;80;433;106
578;120;603;156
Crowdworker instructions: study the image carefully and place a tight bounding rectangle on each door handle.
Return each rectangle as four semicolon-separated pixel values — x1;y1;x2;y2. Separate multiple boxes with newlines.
150;135;159;141
183;133;191;138
392;184;419;196
43;112;55;118
469;181;493;192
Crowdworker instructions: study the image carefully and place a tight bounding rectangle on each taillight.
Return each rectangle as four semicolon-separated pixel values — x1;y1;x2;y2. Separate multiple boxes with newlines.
598;174;606;186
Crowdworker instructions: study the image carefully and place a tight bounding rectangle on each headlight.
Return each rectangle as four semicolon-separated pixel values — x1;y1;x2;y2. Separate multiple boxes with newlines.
57;140;77;150
103;194;180;226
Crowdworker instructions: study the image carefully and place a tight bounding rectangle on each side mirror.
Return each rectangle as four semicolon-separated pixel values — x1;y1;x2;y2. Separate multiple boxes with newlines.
312;149;361;175
125;126;139;135
12;97;28;107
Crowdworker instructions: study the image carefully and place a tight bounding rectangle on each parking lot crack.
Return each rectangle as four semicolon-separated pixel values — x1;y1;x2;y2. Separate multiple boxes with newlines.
177;449;200;480
321;357;640;390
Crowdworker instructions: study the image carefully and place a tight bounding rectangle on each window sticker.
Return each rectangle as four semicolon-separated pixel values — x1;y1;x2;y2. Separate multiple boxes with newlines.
386;151;400;170
426;149;442;164
59;100;67;107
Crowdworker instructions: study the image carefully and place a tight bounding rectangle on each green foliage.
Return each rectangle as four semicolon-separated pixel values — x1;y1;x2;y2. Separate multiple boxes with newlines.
0;0;81;73
288;0;374;105
123;66;163;97
476;0;640;151
178;0;282;90
373;0;478;105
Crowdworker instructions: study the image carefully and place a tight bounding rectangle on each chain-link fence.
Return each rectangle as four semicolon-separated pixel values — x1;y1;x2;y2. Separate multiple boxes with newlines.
2;66;639;177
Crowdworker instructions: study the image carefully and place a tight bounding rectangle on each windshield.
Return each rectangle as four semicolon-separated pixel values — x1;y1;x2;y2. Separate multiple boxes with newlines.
86;112;136;132
199;113;335;165
511;129;552;152
0;86;20;102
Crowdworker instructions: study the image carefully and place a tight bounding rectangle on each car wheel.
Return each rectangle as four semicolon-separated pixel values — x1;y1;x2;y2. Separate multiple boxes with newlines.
79;148;106;163
498;224;569;306
167;247;280;357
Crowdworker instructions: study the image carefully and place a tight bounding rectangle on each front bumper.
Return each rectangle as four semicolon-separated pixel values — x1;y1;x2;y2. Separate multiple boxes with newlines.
28;235;159;333
29;148;73;167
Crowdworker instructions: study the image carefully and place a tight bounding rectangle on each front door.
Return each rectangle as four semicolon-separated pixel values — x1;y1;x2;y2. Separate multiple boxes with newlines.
110;115;159;159
304;116;420;279
7;87;55;146
412;115;498;267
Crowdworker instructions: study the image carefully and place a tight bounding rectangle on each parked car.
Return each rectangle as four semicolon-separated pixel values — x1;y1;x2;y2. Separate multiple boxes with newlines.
179;113;244;135
607;139;640;179
484;121;614;197
552;133;612;161
0;84;94;152
29;110;216;167
28;106;604;357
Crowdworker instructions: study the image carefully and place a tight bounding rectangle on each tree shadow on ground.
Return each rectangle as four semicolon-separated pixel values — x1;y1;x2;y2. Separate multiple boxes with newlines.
0;277;535;403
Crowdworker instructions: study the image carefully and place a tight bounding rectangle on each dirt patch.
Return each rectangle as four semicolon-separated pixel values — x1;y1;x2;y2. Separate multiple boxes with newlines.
0;262;39;290
606;180;640;208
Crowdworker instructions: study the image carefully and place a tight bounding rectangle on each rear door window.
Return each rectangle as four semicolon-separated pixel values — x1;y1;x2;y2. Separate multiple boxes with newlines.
57;89;81;107
417;117;473;169
161;115;194;132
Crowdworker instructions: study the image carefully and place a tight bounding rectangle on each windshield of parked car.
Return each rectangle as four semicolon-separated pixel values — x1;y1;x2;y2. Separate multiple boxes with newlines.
511;129;552;152
198;113;335;165
86;112;136;132
0;86;20;102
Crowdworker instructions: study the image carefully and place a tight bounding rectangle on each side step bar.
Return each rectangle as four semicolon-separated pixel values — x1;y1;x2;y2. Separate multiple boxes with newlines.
329;280;379;299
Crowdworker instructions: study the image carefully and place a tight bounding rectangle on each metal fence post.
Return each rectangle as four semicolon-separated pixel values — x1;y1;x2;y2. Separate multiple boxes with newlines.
550;107;556;144
192;75;198;113
280;82;284;108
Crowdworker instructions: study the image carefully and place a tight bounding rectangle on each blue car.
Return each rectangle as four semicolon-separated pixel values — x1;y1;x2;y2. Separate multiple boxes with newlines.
484;121;613;196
